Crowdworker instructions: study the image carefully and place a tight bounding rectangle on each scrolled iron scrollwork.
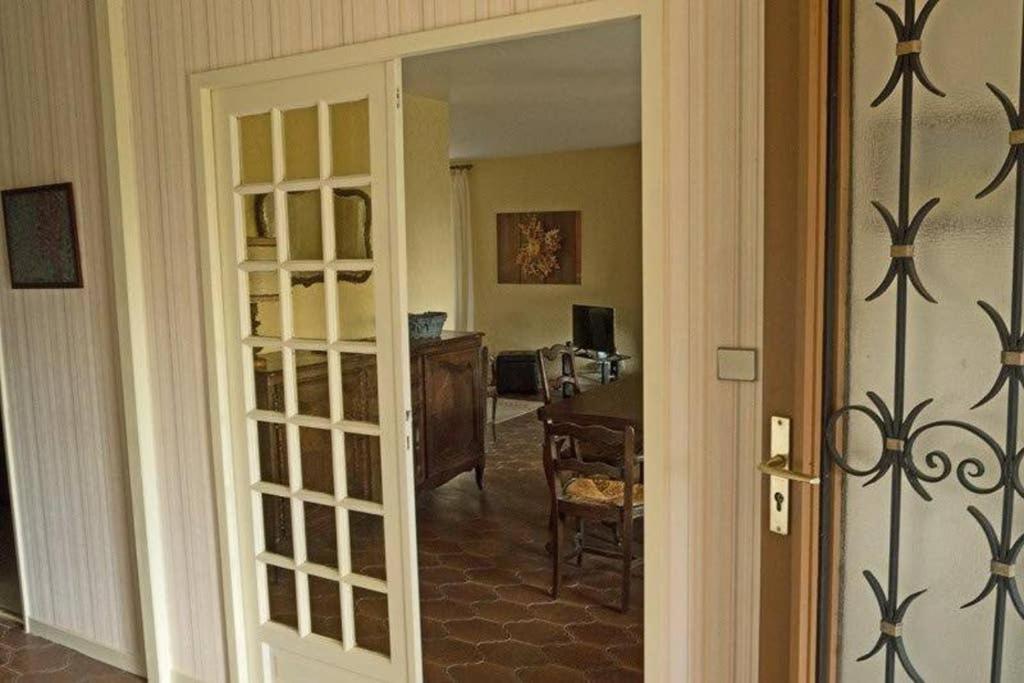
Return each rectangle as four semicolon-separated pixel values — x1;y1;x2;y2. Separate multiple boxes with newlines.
960;509;1024;621
865;199;939;303
871;0;945;108
857;569;928;683
826;1;949;680
902;419;1006;497
833;0;1024;680
822;0;1024;679
976;82;1024;200
972;301;1024;409
824;399;890;480
1010;447;1024;499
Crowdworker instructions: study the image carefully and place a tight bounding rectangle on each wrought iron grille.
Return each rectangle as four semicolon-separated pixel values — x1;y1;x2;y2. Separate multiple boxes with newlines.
824;1;1024;681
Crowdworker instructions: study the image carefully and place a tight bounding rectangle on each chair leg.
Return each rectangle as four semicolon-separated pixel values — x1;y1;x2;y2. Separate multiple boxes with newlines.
575;518;584;567
619;512;633;613
490;395;498;441
551;510;562;599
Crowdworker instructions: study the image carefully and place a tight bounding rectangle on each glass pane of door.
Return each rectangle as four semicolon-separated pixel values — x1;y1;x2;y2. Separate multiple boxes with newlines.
830;2;1024;680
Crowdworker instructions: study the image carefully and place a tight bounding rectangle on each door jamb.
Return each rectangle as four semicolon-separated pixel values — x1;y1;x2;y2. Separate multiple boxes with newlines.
94;1;171;680
817;0;854;678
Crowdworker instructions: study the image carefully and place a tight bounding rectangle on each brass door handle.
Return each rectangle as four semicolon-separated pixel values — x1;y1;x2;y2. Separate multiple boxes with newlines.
757;454;821;485
759;416;819;535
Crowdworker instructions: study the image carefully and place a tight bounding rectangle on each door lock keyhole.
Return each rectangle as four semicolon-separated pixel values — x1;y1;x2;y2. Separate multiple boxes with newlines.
774;491;785;512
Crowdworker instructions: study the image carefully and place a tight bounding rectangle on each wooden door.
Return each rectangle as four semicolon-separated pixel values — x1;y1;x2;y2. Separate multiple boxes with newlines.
760;1;1024;680
210;61;419;682
758;0;830;680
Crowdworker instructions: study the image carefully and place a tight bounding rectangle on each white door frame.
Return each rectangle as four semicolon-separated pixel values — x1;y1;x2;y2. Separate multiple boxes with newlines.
191;5;664;679
96;0;767;680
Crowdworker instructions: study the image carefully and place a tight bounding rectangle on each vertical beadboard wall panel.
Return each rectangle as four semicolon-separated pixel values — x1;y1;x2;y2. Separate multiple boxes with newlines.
0;0;142;664
123;1;584;679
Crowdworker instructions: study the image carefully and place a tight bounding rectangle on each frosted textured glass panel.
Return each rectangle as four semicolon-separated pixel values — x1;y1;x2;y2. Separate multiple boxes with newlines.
838;2;1024;681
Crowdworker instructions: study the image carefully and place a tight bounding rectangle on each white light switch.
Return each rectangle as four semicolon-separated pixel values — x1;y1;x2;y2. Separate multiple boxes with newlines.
717;347;757;382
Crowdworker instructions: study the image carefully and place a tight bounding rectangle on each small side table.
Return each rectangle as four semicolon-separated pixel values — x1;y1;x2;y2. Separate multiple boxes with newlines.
575;350;631;384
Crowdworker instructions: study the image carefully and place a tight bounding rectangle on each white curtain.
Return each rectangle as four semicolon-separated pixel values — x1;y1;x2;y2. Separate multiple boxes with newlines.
450;167;474;330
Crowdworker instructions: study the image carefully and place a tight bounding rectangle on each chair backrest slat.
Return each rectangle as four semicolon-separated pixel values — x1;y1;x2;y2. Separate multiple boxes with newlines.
552;457;622;479
544;420;621;447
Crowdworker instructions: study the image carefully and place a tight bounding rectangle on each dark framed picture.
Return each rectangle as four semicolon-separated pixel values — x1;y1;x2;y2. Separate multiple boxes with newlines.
496;210;582;285
1;182;83;289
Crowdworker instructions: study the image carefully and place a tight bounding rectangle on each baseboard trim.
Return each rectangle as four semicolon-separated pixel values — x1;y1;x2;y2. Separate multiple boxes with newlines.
171;669;202;682
26;619;144;676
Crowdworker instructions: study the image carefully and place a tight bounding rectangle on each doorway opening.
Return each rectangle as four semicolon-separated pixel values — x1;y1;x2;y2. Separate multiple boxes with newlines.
401;21;644;681
0;400;20;619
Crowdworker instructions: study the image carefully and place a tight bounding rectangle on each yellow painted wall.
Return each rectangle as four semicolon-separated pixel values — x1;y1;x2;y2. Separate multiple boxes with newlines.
403;95;455;319
468;145;642;371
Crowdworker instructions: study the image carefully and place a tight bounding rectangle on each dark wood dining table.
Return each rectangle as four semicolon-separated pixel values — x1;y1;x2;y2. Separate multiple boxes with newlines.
536;373;643;432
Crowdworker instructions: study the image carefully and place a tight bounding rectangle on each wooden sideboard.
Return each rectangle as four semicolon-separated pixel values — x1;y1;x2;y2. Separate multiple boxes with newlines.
409;331;487;490
253;331;486;500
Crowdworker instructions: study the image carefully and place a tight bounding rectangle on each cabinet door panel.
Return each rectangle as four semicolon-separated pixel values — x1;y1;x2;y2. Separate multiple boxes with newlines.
422;347;482;476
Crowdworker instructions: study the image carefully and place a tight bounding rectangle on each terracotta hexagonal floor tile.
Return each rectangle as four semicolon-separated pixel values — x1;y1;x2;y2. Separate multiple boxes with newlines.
458;538;505;557
421;618;449;641
0;628;50;651
471;599;533;623
422;638;482;667
518;567;557;590
505;619;571;646
518;663;590;683
420;599;477;621
567;621;637;648
437;552;496;572
443;618;508;645
6;644;72;674
556;584;621;611
423;659;453;683
585;604;640;627
419;552;443;568
478;639;548;668
607;643;643;670
443;581;499;604
588;666;645;683
419;581;446;601
494;584;549;605
419;538;465;555
420;566;469;585
542;642;614;672
465;567;520;587
577;569;624;592
447;661;519;683
529;601;594;625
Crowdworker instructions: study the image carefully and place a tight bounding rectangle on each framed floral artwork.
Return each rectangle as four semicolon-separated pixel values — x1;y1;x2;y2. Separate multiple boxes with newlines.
496;210;581;285
1;182;82;289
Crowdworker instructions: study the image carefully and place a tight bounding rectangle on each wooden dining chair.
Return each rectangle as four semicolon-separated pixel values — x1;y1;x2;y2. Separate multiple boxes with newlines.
543;420;643;612
483;346;498;441
537;343;634;472
537;343;582;404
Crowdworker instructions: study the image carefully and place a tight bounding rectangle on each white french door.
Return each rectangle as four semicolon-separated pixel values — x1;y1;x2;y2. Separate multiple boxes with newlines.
211;62;418;682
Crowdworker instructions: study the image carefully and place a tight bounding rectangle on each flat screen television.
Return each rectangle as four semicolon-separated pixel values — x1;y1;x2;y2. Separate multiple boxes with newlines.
572;304;616;354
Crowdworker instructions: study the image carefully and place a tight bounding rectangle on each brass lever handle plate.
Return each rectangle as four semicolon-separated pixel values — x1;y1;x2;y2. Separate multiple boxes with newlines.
757;416;820;535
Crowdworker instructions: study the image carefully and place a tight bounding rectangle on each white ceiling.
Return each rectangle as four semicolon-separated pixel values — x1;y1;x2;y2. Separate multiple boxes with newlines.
402;20;640;160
